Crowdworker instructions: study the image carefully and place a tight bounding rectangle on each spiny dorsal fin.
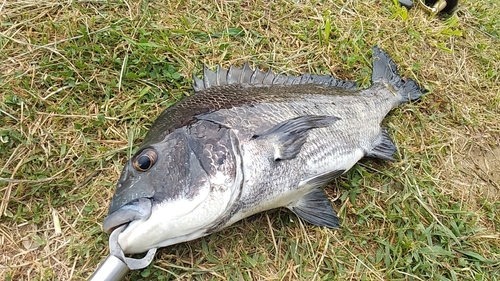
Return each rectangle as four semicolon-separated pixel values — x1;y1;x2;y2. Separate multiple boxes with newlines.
216;65;228;86
192;63;357;92
203;65;217;88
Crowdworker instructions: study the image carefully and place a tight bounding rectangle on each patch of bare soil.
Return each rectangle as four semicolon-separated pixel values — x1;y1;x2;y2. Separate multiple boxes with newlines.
454;141;500;202
470;145;500;195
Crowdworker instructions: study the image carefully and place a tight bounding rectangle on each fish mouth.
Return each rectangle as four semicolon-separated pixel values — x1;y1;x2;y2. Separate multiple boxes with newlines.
103;198;153;234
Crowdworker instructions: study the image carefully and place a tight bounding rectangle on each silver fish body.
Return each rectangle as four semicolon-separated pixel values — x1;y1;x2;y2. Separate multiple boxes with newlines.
103;46;425;254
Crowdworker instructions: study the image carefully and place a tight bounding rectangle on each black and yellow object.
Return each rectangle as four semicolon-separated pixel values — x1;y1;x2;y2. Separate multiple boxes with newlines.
398;0;459;14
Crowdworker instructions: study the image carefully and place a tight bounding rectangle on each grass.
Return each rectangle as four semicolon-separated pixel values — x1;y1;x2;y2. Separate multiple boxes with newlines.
1;0;499;280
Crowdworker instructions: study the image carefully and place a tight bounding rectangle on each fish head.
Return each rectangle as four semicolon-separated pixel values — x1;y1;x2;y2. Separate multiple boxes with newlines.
103;121;243;254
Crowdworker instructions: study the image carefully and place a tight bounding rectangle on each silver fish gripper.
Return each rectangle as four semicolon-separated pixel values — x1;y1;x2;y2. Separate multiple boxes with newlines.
88;225;157;281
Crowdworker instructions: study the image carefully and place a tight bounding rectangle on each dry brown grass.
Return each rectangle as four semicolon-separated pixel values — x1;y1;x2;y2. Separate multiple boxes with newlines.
1;0;499;280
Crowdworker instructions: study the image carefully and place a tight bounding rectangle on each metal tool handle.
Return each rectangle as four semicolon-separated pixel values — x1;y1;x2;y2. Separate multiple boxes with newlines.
398;0;414;9
89;225;157;280
88;254;129;281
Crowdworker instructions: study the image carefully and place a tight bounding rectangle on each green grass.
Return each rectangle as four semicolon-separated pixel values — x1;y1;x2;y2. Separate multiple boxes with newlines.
1;0;499;280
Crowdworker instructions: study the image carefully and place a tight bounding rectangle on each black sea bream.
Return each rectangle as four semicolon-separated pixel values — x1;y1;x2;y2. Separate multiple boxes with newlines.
103;46;425;255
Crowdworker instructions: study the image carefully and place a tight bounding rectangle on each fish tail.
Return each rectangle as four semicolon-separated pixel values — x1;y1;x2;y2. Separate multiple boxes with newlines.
371;46;426;103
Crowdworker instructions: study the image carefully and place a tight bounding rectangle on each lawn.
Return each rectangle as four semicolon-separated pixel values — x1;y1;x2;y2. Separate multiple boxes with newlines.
1;0;499;280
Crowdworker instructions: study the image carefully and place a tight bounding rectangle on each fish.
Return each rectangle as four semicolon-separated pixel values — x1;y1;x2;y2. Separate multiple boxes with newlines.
102;46;425;255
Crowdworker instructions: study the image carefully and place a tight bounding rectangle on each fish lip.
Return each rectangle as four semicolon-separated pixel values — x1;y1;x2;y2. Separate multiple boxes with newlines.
103;197;153;234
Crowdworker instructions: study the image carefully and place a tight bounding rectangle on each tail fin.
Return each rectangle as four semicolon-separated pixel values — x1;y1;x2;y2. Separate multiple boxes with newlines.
371;46;426;103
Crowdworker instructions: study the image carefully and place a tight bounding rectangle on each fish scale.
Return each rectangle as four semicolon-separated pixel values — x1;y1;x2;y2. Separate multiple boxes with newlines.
199;86;390;179
102;46;426;258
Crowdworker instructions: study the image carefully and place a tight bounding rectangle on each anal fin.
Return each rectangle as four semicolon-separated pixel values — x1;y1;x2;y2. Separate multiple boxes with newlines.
366;128;397;161
288;189;339;228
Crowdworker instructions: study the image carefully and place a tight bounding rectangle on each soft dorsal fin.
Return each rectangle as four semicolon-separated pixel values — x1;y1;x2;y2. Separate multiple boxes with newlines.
192;63;357;92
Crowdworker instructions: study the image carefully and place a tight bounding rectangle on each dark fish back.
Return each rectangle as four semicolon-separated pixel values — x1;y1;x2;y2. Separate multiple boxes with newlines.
141;83;360;147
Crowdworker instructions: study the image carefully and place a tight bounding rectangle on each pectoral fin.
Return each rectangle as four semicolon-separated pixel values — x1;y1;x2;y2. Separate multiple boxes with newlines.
288;189;340;228
252;115;340;161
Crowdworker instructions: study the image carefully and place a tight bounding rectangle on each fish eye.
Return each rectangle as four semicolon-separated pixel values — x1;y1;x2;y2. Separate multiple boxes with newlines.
132;148;158;172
